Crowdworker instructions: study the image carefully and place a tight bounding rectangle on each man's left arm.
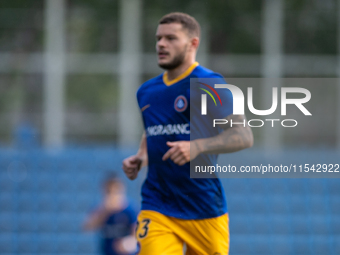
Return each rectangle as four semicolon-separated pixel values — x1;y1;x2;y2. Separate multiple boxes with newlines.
162;114;253;166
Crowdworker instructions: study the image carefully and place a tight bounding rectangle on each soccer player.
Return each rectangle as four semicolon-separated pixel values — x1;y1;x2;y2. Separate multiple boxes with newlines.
83;174;137;255
122;12;253;255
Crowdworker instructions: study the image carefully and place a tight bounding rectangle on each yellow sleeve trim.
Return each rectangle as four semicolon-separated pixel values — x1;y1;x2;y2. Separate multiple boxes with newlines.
163;62;199;86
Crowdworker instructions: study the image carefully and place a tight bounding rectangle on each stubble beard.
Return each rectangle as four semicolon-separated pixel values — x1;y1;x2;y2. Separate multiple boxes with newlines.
158;46;187;70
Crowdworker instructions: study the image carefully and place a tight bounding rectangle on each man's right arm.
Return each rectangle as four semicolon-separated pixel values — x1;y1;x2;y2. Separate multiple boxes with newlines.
83;206;109;231
122;132;148;180
136;131;148;167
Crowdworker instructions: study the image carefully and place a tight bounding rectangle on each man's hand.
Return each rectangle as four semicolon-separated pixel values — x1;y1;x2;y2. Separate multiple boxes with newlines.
113;236;137;254
122;155;142;180
162;141;200;166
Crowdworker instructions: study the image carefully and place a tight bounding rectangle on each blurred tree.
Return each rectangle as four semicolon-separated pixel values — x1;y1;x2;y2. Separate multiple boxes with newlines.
0;0;42;8
67;75;118;112
0;0;338;144
68;0;119;52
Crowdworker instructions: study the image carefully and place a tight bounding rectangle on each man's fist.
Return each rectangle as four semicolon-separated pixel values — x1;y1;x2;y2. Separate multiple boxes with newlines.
122;155;142;180
162;141;199;166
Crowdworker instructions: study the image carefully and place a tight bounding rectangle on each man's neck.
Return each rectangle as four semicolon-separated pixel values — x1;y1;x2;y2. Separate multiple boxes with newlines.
167;60;196;81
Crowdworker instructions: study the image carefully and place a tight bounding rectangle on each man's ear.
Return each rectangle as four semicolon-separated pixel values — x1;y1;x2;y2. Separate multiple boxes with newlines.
190;37;200;50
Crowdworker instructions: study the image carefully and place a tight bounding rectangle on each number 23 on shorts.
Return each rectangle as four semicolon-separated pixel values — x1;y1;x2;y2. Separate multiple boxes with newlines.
136;218;151;239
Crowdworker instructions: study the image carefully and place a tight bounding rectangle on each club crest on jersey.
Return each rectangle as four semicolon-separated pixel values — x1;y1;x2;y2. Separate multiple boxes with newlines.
174;95;188;112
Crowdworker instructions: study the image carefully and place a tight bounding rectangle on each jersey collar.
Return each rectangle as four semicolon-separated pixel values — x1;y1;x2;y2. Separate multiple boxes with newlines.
163;62;199;86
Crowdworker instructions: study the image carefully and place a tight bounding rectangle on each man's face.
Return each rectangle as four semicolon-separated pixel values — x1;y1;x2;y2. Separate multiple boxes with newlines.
105;181;125;197
156;23;191;70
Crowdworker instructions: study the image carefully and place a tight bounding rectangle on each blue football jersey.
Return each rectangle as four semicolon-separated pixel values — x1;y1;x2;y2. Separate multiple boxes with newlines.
136;62;233;219
101;204;137;255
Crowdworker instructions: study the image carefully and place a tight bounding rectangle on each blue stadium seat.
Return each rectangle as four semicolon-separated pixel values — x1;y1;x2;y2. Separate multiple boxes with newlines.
331;216;340;235
269;215;291;235
36;233;58;253
57;192;80;212
306;178;326;195
249;215;271;235
36;213;58;233
248;195;269;214
37;193;58;212
329;196;340;214
328;179;340;193
17;213;37;232
334;235;340;255
309;215;332;235
0;173;16;192
36;156;57;172
37;173;57;193
56;154;78;173
247;179;268;195
74;193;95;212
0;193;15;212
0;148;338;255
56;172;77;192
310;235;332;255
75;156;96;172
76;233;98;254
223;179;249;195
289;195;309;214
17;193;37;212
270;235;293;254
229;214;251;235
55;234;79;253
266;179;289;195
56;213;80;233
229;234;252;255
308;195;329;214
291;215;311;235
17;172;38;192
227;195;249;214
266;195;290;214
251;235;272;254
0;213;16;232
75;173;97;193
95;157;115;172
0;234;15;253
0;157;13;173
292;235;313;254
289;178;308;194
16;233;38;253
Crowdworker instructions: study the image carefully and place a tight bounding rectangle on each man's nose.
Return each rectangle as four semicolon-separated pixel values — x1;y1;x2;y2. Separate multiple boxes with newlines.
157;37;166;48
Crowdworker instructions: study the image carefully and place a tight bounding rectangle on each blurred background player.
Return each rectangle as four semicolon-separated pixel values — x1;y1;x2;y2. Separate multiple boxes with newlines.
83;174;137;255
122;12;253;255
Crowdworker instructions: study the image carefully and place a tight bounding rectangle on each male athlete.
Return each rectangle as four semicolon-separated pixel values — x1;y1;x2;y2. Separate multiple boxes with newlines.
122;12;253;255
84;175;137;255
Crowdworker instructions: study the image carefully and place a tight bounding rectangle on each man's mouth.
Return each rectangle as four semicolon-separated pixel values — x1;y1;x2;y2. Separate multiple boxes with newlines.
158;52;169;59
